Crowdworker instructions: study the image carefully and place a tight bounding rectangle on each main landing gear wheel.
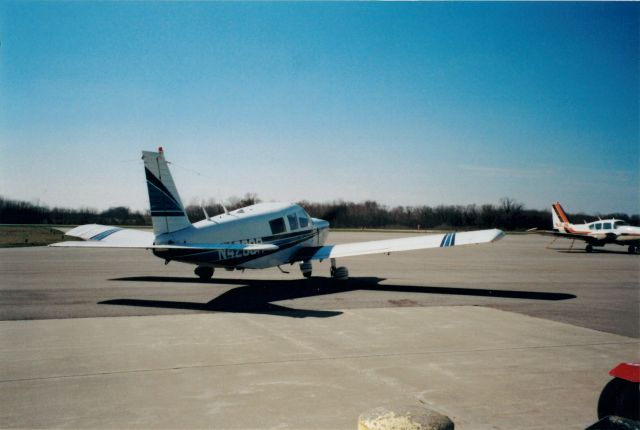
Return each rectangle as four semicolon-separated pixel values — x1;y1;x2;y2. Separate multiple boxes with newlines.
628;245;639;255
330;258;349;280
300;261;313;278
586;244;593;253
331;266;349;280
194;266;214;280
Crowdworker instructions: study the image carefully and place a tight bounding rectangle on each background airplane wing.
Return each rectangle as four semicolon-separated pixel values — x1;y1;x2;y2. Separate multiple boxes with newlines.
528;229;603;242
293;228;504;261
49;224;278;251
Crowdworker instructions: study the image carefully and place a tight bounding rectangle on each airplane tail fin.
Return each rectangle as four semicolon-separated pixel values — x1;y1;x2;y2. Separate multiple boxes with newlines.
142;148;192;236
551;202;570;230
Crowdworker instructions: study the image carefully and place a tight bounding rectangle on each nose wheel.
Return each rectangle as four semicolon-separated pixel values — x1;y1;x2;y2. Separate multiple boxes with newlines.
330;258;349;280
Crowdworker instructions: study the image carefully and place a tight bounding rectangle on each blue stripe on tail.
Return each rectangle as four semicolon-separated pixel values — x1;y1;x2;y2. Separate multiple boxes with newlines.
147;182;183;212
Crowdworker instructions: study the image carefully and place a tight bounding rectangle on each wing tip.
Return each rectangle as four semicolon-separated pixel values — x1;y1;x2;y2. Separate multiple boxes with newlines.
48;241;82;247
491;229;506;242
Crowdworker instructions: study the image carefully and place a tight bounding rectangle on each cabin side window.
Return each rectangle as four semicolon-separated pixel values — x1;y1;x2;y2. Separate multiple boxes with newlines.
602;222;612;230
287;213;299;231
595;223;602;230
589;223;596;231
269;217;286;235
298;210;309;228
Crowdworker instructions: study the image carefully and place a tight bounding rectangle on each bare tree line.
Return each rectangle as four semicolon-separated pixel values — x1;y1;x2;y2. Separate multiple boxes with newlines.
1;195;638;231
0;198;148;226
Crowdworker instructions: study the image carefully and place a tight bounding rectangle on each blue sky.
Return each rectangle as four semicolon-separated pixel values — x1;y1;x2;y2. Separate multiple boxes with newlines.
1;2;638;214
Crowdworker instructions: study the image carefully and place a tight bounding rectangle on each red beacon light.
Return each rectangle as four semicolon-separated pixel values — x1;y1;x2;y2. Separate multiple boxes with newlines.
158;146;164;153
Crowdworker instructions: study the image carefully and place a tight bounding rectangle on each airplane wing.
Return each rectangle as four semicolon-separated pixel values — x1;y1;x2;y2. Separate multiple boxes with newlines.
49;224;278;251
293;228;504;262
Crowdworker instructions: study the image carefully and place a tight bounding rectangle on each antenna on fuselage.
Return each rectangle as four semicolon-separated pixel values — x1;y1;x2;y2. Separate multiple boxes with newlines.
201;206;219;224
221;203;229;215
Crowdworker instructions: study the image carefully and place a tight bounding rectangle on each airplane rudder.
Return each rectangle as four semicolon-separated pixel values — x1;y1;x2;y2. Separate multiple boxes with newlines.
141;148;191;235
551;203;562;229
555;202;570;223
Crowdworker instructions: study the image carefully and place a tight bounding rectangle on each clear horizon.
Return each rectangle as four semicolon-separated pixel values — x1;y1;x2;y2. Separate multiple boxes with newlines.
1;2;638;214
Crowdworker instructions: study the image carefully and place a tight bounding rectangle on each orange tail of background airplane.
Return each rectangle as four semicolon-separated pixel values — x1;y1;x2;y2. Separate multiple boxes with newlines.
551;202;571;230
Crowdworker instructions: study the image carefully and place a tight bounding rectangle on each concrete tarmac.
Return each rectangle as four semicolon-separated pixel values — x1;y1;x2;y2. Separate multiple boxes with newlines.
0;233;637;337
1;307;637;429
1;232;639;429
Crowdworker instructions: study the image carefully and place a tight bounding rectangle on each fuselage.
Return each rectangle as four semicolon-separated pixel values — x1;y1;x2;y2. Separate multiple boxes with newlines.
555;219;640;245
152;202;330;269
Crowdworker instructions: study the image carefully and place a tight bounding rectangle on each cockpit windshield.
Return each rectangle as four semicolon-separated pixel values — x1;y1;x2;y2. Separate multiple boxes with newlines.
298;210;310;228
614;221;628;228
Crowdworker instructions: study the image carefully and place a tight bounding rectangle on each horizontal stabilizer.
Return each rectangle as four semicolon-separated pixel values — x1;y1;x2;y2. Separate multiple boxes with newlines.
51;223;278;251
50;241;278;251
152;243;279;251
63;224;154;246
294;228;504;261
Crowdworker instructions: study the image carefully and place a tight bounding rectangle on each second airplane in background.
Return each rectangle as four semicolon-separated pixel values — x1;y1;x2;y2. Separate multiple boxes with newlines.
534;202;640;254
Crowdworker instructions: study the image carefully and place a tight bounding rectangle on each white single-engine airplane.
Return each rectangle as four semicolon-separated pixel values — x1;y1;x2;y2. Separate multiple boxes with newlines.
533;202;640;254
51;148;504;279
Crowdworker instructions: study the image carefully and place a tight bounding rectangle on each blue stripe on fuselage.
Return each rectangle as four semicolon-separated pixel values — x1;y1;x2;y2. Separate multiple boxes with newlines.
154;229;321;266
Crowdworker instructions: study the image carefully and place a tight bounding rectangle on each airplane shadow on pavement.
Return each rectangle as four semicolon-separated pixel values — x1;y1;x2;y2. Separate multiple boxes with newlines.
101;276;576;319
555;248;638;256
